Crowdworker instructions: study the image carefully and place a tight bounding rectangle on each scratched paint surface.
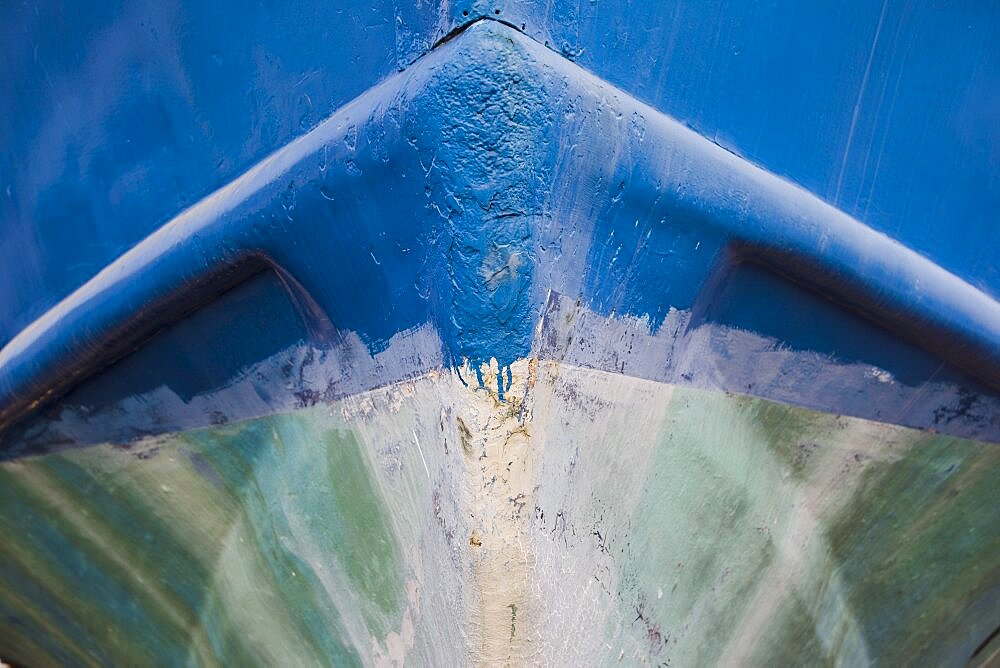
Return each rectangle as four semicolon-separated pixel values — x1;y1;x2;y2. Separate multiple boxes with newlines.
1;359;996;666
1;4;998;666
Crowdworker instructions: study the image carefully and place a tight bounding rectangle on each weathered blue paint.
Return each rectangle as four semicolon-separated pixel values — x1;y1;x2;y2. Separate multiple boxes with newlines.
3;2;998;351
1;19;998;439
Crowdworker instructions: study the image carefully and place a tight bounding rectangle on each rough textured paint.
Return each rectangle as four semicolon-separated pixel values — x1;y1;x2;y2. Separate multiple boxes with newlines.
2;20;998;435
2;3;998;347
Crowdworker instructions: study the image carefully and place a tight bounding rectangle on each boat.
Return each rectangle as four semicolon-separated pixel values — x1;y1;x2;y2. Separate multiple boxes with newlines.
1;4;998;666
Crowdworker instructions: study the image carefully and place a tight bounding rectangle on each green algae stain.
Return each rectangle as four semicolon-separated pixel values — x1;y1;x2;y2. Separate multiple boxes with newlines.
735;393;841;481
180;412;402;657
615;387;785;665
323;427;404;627
823;434;1000;665
606;386;999;667
749;594;836;668
0;408;407;667
0;456;223;666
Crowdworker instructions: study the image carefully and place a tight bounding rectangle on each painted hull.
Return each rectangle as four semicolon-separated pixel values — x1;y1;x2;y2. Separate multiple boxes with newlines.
1;5;999;666
4;356;997;665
